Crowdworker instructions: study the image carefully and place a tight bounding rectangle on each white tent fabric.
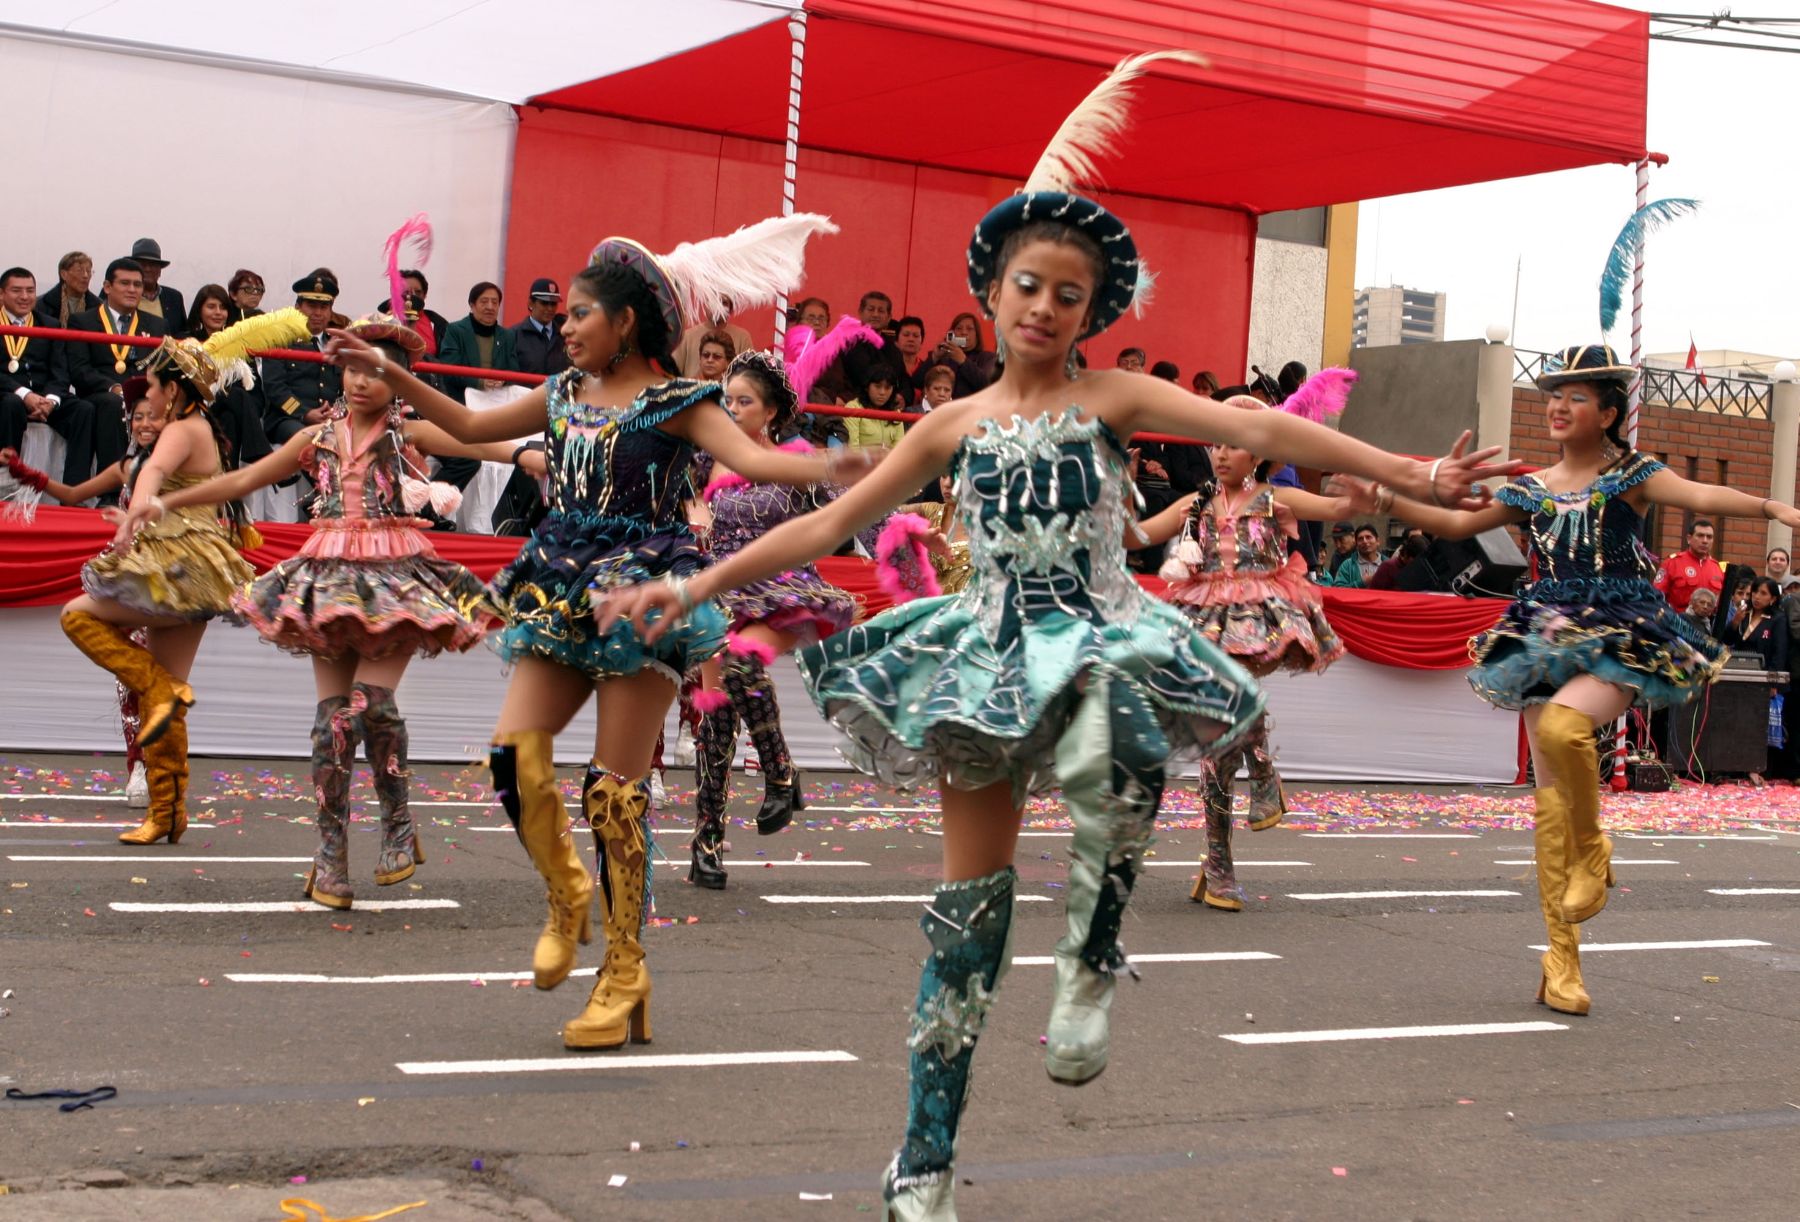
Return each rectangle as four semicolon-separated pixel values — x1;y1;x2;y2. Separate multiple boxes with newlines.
0;1;788;103
0;608;1519;784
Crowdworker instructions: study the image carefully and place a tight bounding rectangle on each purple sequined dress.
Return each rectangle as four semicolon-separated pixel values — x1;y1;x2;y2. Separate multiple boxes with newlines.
702;439;857;643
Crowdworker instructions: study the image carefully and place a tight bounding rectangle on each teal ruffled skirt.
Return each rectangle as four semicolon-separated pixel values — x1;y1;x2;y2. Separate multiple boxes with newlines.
796;593;1263;795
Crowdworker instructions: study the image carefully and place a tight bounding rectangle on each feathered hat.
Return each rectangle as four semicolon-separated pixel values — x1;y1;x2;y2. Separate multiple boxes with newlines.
589;214;839;343
723;348;800;430
967;50;1205;339
1535;343;1635;390
144;308;312;406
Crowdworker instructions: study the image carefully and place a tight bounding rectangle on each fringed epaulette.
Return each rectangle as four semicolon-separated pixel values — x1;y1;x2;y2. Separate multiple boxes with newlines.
1599;451;1665;495
1493;479;1540;512
621;378;725;433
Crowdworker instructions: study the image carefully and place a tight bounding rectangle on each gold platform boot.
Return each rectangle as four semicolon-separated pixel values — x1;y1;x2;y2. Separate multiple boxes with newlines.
1531;786;1590;1015
490;730;592;989
563;765;653;1050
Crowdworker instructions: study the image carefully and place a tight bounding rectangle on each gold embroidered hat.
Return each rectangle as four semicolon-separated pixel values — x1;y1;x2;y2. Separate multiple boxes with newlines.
143;308;312;406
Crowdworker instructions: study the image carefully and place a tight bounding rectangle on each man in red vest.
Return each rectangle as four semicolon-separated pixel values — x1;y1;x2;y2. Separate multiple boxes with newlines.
1654;519;1724;612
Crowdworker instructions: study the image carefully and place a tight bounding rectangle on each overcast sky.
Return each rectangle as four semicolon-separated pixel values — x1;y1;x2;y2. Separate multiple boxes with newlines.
1354;3;1796;370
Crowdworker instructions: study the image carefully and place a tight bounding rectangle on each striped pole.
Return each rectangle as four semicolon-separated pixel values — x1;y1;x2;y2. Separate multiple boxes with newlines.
772;10;809;353
1613;157;1652;791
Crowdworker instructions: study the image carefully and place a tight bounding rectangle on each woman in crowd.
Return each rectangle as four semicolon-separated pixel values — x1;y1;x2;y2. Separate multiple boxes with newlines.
923;311;996;398
686;349;859;888
119;316;509;907
65;310;312;845
844;369;905;449
1348;343;1800;1018
594;53;1512;1220
185;283;271;470
229;269;266;321
1725;576;1789;787
322;215;864;1050
1136;378;1358;912
695;329;736;382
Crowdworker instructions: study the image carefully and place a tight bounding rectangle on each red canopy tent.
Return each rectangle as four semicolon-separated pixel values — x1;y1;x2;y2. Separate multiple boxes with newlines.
504;0;1648;375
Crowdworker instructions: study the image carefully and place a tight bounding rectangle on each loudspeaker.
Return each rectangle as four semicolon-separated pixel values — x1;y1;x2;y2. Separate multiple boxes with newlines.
1393;529;1527;598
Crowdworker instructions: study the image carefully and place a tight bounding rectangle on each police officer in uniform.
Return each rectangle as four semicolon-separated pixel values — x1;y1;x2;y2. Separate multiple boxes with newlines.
261;271;345;447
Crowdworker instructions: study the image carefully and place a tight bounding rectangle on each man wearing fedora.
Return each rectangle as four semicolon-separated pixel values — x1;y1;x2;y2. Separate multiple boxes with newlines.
511;277;568;377
128;238;185;339
261;270;345;448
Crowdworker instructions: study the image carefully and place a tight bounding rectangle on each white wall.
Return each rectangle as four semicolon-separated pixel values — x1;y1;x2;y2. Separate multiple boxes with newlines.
1246;237;1327;377
8;35;514;322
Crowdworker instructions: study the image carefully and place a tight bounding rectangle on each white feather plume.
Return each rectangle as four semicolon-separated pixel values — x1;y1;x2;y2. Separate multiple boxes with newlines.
657;214;840;329
1130;261;1158;316
1024;50;1207;195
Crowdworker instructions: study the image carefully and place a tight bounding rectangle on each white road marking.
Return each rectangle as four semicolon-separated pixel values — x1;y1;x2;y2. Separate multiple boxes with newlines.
1222;1021;1566;1046
1525;938;1770;953
809;806;939;814
1707;888;1800;896
1287;890;1520;901
397;1050;860;1075
1620;833;1777;841
0;794;127;802
9;855;308;863
1011;952;1279;966
109;899;460;913
1494;858;1677;866
1145;860;1312;867
0;820;217;829
1301;833;1479;839
655;860;870;868
761;894;1055;905
924;829;1070;838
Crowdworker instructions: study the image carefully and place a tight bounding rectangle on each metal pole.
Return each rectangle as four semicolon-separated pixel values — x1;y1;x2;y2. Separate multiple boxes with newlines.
1614;156;1651;790
773;10;808;353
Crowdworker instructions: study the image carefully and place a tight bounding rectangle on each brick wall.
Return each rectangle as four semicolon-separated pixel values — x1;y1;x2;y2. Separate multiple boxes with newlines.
1510;386;1778;567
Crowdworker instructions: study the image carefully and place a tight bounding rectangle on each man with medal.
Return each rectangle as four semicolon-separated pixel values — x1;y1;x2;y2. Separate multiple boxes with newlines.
57;256;165;492
0;266;95;486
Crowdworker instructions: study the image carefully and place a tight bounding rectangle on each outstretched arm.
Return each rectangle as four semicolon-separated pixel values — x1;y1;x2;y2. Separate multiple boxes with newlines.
598;405;968;641
1107;371;1519;508
1334;474;1524;540
2;448;127;505
154;429;311;514
1642;467;1800;530
1273;485;1362;524
1132;491;1196;549
673;401;880;488
325;328;549;445
405;421;536;464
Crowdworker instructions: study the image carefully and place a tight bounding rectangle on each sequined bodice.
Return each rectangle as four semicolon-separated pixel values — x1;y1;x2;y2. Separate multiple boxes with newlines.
544;373;713;525
1185;487;1285;576
952;408;1141;636
304;416;406;522
1497;454;1664;582
710;480;826;560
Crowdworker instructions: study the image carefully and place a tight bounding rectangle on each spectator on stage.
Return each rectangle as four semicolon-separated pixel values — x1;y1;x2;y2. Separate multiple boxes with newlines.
1368;531;1429;590
837;290;912;406
1653;518;1724;612
1192;369;1220;398
42;251;98;326
894;315;930;398
228;269;266;321
795;297;831;339
1116;347;1146;373
922;312;995;399
1725;578;1788;672
58;256;166;489
400;269;453;349
1149;359;1179;382
0;266;94;486
261;270;344;446
1330;524;1385;588
1765;547;1797;591
128;238;185;338
184;284;270;470
694;329;736;382
919;363;955;412
1682;587;1718;632
844;369;905;449
670;294;752;378
511;277;569;377
437;281;520;403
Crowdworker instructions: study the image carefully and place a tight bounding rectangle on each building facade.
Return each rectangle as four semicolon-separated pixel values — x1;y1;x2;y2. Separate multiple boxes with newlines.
1352;285;1446;348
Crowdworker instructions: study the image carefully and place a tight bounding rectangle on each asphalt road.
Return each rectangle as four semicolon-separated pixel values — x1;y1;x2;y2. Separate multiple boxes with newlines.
2;754;1798;1220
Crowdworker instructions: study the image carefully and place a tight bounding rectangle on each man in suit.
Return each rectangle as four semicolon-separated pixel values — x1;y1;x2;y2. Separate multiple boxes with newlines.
511;278;568;377
129;239;185;338
59;257;166;483
0;267;94;484
261;271;345;447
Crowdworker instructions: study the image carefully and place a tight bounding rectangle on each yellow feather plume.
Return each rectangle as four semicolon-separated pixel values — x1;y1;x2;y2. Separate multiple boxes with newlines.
201;307;312;364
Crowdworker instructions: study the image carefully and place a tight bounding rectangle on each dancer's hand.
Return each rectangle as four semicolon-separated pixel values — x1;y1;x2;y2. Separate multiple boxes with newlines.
1409;431;1520;510
1770;501;1800;531
827;446;884;486
103;499;156;554
594;581;687;646
1325;475;1386;515
322;328;383;376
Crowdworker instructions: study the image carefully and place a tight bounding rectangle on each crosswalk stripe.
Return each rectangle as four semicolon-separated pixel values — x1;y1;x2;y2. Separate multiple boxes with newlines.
9;855;308;863
108;899;460;913
1301;833;1479;839
1525;938;1770;953
761;894;1056;905
1011;952;1279;966
0;820;217;829
1144;860;1311;867
1222;1021;1566;1045
1494;858;1677;866
1706;888;1800;896
1287;890;1519;901
396;1049;859;1075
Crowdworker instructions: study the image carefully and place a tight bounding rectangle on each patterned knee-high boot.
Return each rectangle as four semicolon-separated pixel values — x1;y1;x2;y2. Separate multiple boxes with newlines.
304;696;358;909
564;763;655;1050
1045;674;1166;1085
356;683;423;886
1193;746;1246;911
1242;714;1287;831
490;730;593;989
690;689;736;889
720;635;804;834
883;866;1016;1222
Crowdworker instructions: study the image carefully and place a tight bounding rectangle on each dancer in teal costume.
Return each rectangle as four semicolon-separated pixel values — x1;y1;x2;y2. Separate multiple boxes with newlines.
599;52;1515;1222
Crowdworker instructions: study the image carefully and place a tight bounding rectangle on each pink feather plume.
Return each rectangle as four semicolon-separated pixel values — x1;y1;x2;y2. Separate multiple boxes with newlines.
690;688;731;713
785;315;881;405
702;438;813;502
1278;367;1356;423
874;512;942;605
383;213;434;325
725;632;779;664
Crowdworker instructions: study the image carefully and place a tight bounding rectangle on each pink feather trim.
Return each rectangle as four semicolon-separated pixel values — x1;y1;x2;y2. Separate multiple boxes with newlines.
701;438;815;502
785;315;882;404
690;688;731;713
1278;367;1356;423
725;632;779;664
873;512;941;604
383;213;433;325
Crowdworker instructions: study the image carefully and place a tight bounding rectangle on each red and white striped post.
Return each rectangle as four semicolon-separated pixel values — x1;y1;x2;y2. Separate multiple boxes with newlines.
772;11;809;353
1613;156;1653;790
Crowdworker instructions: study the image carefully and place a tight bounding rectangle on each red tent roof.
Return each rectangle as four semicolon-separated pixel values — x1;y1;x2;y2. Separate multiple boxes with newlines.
530;0;1648;215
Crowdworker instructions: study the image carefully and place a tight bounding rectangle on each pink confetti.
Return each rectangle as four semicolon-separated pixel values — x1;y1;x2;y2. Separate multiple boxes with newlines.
1332;1167;1348;1177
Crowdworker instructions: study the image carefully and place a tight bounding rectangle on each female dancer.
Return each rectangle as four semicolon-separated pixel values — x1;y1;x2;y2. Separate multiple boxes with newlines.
597;53;1514;1219
118;317;506;908
323;215;868;1049
1347;343;1799;1016
1135;381;1356;911
687;349;859;888
65;310;313;844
